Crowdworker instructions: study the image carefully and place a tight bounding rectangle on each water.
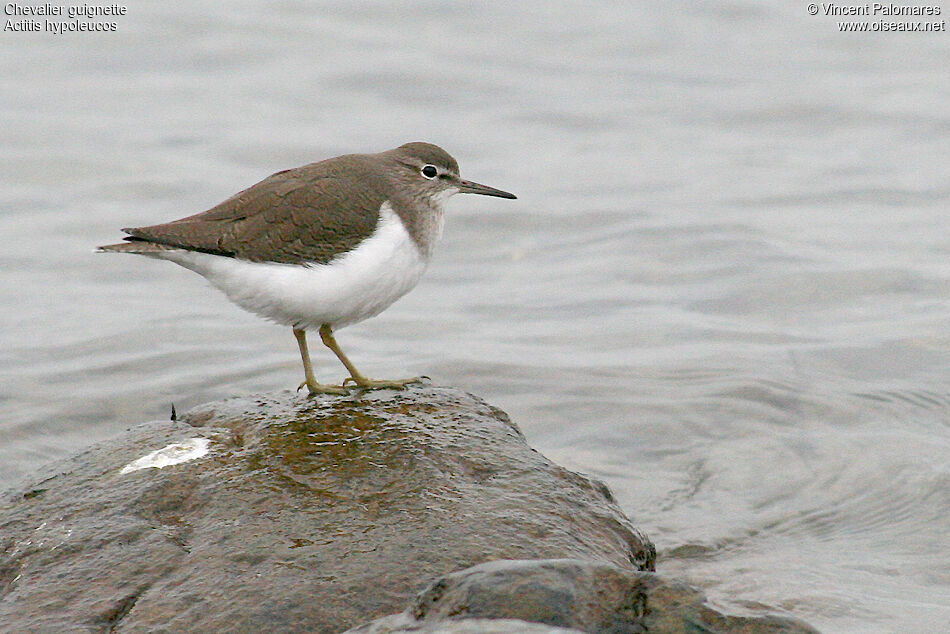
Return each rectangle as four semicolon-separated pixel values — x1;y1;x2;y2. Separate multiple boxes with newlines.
2;2;949;632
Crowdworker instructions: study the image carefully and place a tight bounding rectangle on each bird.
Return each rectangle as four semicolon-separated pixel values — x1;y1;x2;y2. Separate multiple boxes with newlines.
98;142;516;395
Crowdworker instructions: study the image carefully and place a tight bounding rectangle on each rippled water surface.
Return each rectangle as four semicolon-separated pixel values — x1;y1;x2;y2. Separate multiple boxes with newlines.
2;3;950;632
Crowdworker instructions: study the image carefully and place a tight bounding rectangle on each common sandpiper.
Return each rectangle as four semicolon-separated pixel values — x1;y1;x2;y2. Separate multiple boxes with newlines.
98;142;516;394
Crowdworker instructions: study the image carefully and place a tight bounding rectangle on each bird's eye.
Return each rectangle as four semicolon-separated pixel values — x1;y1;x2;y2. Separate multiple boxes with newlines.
421;165;438;179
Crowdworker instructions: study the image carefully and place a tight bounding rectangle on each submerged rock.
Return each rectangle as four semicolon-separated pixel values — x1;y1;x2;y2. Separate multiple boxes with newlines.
348;558;819;634
0;386;653;632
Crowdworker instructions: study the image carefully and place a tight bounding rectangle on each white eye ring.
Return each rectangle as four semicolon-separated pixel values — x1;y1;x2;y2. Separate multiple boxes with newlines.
421;164;438;179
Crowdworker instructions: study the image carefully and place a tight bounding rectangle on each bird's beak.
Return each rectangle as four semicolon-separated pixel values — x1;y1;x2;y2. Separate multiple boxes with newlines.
457;179;517;199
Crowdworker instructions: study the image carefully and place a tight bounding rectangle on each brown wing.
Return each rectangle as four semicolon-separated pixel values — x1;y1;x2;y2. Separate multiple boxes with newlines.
121;155;388;265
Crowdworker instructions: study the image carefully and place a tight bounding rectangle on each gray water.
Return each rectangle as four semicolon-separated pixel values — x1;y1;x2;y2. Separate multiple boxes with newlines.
2;2;949;632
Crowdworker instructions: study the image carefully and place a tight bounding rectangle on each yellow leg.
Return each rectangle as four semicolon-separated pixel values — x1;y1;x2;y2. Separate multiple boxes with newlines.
293;328;346;395
318;324;421;390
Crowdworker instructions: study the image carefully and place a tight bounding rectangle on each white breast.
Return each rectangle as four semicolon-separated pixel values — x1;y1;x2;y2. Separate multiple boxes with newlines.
154;203;432;330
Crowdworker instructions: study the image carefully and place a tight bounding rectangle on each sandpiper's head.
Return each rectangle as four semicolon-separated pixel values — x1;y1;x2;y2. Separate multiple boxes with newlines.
385;142;517;206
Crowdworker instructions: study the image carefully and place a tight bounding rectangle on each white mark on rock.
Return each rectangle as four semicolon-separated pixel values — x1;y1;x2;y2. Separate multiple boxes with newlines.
120;437;211;474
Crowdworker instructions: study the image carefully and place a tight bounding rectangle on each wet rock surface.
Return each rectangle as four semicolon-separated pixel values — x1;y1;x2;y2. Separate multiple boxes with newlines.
0;385;816;633
1;386;651;632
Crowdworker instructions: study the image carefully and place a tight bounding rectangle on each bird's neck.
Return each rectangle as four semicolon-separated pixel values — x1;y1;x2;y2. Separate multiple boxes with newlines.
388;196;449;260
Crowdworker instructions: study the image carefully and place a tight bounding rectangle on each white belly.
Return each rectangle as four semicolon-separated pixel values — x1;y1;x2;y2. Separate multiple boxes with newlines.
153;204;432;330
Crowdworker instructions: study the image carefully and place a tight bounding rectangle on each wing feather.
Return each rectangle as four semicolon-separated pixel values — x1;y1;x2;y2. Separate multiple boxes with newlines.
121;156;388;265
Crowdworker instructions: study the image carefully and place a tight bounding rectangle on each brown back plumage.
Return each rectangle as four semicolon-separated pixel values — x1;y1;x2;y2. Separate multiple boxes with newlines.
104;153;392;265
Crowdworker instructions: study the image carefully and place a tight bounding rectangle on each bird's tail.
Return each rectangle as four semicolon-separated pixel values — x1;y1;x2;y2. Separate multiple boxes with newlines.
96;239;179;254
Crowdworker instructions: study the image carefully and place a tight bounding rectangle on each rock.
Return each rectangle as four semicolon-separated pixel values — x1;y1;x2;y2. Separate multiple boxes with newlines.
0;386;654;632
347;559;819;634
352;617;584;633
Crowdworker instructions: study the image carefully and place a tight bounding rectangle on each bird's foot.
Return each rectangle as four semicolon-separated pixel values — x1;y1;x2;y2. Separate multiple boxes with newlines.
297;379;347;396
342;375;425;391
